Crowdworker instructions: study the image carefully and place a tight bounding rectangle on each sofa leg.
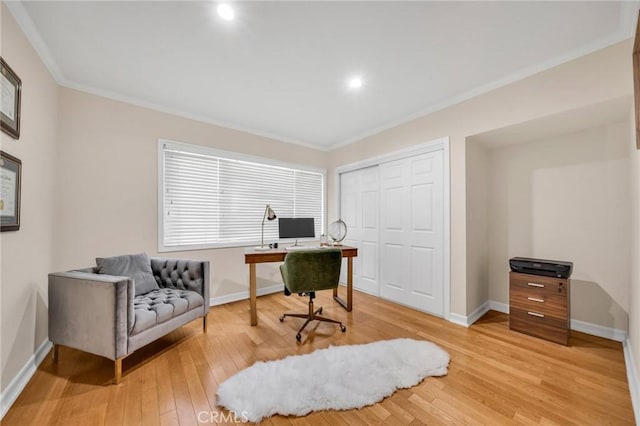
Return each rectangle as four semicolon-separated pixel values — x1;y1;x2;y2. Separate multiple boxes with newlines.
114;358;123;385
52;344;59;364
203;314;208;333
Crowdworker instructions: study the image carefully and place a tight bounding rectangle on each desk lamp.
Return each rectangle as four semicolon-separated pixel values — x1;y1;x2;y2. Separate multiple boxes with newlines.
256;204;277;250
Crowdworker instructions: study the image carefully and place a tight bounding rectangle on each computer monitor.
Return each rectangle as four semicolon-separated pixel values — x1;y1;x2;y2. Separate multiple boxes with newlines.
278;218;315;241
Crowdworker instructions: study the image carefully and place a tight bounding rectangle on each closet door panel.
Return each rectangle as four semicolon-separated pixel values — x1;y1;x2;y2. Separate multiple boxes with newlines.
379;150;444;316
338;166;379;295
379;158;410;304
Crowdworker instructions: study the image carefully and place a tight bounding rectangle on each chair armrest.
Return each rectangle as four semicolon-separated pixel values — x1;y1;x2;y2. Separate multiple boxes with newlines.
150;258;210;313
48;271;134;360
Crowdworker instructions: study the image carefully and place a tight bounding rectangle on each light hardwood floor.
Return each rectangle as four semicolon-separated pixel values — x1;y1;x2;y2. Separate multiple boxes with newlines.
2;289;634;425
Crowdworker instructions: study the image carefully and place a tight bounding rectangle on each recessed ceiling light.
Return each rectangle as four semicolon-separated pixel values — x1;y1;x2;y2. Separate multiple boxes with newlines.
348;76;363;90
217;3;235;21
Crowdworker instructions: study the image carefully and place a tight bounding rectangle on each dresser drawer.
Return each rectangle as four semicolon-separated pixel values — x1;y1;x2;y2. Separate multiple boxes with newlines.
509;308;569;345
509;272;567;296
509;287;567;320
509;271;571;345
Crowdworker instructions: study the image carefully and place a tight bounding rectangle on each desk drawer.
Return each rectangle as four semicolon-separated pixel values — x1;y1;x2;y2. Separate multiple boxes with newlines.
509;308;569;345
509;272;567;296
509;271;570;345
509;287;567;320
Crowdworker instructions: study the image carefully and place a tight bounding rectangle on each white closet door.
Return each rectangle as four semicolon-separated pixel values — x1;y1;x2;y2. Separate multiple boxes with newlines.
339;166;379;295
379;150;444;316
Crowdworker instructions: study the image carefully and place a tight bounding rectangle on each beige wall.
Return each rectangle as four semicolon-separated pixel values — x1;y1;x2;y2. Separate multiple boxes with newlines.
0;3;59;393
486;121;630;330
2;0;637;403
465;141;489;315
55;88;327;299
328;39;633;317
2;1;327;396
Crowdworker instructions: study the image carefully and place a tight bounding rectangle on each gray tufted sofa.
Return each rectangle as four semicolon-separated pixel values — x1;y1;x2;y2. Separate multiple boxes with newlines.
48;257;209;384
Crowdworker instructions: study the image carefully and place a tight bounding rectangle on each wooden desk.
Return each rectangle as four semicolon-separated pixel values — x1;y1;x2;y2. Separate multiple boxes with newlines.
244;246;358;326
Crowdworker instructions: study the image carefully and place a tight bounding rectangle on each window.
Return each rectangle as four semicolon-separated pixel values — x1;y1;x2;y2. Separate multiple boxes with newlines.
158;140;325;251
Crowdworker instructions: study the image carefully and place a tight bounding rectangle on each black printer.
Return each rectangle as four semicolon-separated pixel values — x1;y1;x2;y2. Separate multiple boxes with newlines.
509;257;573;279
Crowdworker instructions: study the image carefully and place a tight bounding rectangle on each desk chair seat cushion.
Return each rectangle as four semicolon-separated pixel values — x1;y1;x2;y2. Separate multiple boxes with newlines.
279;249;342;293
131;288;204;335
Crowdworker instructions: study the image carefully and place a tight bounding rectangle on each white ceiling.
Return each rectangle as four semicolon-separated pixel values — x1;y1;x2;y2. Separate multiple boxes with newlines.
8;1;637;150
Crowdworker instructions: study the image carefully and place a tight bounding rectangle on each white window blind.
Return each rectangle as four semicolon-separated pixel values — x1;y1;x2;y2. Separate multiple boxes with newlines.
160;141;324;250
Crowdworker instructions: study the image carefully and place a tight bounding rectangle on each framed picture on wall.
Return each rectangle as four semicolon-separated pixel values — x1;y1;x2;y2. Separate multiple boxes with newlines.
0;150;21;232
0;57;22;140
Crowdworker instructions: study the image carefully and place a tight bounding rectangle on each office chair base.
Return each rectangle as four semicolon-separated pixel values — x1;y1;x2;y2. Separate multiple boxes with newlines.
280;300;346;342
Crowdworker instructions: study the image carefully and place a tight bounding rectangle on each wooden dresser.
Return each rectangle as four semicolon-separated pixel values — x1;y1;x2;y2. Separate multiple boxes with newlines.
509;271;570;345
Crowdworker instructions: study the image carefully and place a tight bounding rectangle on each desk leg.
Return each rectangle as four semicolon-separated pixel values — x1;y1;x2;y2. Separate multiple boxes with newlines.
347;257;353;311
333;257;354;312
250;264;257;326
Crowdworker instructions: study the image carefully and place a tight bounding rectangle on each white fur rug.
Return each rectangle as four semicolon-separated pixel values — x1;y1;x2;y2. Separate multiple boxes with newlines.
216;338;450;422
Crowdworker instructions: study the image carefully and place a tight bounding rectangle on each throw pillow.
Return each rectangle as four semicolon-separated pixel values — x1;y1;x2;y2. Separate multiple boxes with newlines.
96;253;159;296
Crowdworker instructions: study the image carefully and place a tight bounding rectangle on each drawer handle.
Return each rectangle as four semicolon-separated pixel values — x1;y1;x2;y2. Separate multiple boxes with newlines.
527;311;545;318
527;297;545;303
527;282;545;288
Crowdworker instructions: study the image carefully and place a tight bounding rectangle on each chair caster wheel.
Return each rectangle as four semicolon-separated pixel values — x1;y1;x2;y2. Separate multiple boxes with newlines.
296;334;302;342
279;315;285;322
340;325;346;333
318;307;323;314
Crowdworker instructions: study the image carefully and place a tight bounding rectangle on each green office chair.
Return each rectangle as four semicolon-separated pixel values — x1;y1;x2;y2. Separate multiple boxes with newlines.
279;249;347;342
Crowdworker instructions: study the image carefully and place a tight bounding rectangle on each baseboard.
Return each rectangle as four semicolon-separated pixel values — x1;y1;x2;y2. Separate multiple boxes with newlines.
448;313;468;327
623;338;640;424
210;282;354;307
0;339;52;420
212;287;628;341
488;300;509;314
448;301;490;328
570;319;627;342
210;284;283;307
451;300;629;342
466;301;490;326
484;300;627;342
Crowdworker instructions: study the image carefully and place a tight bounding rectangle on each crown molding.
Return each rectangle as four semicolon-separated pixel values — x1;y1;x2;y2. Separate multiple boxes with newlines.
5;1;326;152
7;0;638;153
61;79;326;151
5;1;65;84
329;30;635;150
